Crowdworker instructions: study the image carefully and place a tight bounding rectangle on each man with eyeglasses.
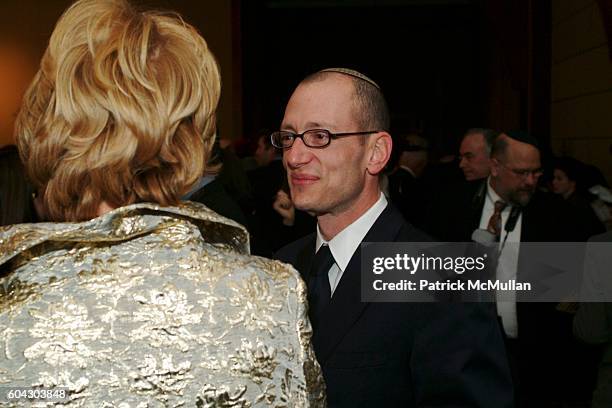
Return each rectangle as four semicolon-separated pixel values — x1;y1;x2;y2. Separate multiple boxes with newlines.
426;131;593;406
274;68;513;407
426;131;548;243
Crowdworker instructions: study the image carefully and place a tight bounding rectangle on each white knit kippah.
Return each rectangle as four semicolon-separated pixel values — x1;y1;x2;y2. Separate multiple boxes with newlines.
318;67;380;90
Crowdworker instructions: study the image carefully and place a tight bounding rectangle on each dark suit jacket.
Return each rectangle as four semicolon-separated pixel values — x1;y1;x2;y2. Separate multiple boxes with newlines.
387;168;428;229
424;180;599;404
425;179;588;243
246;160;315;256
189;178;248;227
276;204;514;407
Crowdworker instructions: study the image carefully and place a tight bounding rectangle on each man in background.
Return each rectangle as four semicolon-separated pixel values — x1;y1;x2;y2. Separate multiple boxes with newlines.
387;132;429;225
458;128;497;181
426;131;595;406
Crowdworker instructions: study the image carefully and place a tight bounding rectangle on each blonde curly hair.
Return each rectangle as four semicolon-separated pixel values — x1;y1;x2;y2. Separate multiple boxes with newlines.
15;0;220;221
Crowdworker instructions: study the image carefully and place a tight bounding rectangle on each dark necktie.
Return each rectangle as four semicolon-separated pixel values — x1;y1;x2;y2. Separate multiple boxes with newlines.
487;200;507;240
308;244;335;330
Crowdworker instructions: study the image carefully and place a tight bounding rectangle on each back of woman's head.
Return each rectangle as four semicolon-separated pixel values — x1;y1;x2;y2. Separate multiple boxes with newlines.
15;0;220;222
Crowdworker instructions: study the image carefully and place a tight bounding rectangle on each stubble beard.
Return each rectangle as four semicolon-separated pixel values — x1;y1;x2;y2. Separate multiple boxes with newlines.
508;188;536;207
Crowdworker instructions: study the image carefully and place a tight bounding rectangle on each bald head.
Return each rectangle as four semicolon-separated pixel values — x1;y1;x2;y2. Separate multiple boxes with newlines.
301;69;390;133
459;128;497;181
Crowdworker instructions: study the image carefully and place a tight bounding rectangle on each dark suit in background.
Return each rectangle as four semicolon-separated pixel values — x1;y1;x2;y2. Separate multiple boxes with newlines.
387;167;428;228
248;159;315;256
277;204;514;408
425;179;580;242
424;179;599;406
189;177;248;227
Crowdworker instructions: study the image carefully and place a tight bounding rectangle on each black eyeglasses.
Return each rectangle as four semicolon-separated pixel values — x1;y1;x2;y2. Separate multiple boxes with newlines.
270;129;379;149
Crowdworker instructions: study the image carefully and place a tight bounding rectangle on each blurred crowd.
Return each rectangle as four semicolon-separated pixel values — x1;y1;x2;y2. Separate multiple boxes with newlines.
3;127;611;248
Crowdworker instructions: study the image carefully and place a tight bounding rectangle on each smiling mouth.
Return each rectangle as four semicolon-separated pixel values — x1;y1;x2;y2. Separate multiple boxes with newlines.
290;174;319;185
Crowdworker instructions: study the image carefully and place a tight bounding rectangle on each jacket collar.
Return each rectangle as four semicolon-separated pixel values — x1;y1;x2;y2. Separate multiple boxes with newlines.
313;204;406;363
0;201;249;268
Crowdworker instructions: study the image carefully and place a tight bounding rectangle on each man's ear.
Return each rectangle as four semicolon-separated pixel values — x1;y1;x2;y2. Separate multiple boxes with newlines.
366;132;392;175
490;157;500;177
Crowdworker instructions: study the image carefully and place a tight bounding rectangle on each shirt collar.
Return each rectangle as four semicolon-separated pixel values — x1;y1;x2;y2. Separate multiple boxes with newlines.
316;193;388;272
486;177;510;211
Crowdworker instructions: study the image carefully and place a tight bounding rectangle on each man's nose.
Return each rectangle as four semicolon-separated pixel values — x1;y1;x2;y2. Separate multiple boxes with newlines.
283;138;312;169
525;172;540;185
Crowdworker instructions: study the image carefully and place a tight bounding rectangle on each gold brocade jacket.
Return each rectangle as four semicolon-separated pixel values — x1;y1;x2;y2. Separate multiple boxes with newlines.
0;202;326;407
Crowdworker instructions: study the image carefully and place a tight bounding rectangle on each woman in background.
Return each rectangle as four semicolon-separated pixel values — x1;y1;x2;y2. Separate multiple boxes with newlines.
552;157;605;237
0;0;325;405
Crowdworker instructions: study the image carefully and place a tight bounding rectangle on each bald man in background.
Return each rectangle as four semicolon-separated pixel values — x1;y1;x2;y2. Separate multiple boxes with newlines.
458;128;497;181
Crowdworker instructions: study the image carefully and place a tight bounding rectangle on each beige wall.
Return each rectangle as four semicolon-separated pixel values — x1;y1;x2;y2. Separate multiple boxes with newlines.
0;0;241;147
551;0;612;184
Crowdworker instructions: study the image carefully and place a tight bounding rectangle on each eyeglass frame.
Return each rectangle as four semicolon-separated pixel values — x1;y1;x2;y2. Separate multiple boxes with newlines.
270;129;380;149
497;161;543;180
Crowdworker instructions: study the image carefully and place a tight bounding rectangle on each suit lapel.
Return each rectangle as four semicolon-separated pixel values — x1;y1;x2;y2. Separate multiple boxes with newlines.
520;204;534;242
295;235;317;280
313;205;405;364
470;180;487;232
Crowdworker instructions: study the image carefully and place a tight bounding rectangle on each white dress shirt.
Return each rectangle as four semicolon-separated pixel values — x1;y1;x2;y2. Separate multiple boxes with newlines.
316;193;388;296
478;178;522;338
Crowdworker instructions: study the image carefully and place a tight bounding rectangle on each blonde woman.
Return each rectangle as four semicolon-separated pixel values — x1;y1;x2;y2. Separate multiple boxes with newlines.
0;0;325;405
